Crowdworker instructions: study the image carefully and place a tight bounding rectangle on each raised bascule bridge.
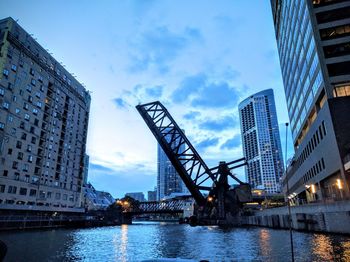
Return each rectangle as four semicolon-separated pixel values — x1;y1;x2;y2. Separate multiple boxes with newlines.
122;101;255;226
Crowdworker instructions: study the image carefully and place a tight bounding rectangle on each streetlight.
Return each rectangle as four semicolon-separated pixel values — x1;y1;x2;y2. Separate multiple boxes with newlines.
285;122;295;262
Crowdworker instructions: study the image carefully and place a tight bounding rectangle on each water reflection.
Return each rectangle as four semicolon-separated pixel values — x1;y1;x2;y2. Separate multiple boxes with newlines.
312;234;334;261
0;223;349;261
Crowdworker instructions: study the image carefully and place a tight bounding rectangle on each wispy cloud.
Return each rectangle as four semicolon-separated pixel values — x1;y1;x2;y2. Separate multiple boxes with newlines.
113;97;129;109
195;137;219;152
128;26;202;73
183;111;201;120
220;135;241;150
199;116;237;132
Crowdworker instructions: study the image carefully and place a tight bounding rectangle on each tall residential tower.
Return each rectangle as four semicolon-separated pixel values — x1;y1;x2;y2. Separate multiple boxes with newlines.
239;89;284;194
0;17;91;213
271;0;350;202
157;129;186;200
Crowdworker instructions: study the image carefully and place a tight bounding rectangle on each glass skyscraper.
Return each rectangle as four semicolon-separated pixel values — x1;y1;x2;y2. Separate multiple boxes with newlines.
271;0;350;202
157;129;186;200
239;89;284;194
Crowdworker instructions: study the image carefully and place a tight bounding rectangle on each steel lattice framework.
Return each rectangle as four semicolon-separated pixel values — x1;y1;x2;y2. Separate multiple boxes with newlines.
136;101;246;207
126;199;188;214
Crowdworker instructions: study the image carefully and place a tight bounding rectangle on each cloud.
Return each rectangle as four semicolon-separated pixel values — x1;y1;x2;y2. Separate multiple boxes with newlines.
128;26;202;73
220;135;241;150
171;73;241;108
183;111;201;120
113;97;129;109
191;82;240;108
195;137;219;151
145;85;163;98
199;116;237;131
171;73;207;103
89;163;116;174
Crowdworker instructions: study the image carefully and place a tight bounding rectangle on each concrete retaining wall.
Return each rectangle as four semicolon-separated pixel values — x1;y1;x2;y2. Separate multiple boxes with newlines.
243;201;350;234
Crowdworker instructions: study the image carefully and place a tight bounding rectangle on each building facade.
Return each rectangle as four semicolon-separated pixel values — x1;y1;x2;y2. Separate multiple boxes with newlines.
157;130;186;200
125;192;145;202
147;189;157;201
0;17;91;212
271;0;350;202
239;89;284;194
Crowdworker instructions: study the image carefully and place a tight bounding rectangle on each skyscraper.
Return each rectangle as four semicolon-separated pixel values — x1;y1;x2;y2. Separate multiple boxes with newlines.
239;89;284;194
0;17;91;212
271;0;350;202
157;129;186;200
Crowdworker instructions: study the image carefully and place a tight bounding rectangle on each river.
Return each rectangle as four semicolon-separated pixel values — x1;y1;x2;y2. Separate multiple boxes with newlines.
0;222;349;261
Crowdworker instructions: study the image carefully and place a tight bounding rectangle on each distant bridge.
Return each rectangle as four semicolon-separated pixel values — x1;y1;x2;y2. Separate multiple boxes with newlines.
122;197;193;215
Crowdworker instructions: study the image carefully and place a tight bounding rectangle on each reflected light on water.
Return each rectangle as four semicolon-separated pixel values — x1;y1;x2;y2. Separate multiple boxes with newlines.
114;224;128;262
312;234;334;261
259;229;272;257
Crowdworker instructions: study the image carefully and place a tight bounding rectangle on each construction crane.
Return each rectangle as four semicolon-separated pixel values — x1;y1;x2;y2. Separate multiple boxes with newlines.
136;101;252;225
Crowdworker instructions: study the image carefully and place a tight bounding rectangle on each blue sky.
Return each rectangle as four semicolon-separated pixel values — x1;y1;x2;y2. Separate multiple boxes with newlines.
1;0;294;198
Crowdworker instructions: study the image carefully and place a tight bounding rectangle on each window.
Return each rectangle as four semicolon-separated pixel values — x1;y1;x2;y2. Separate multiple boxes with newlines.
63;194;67;200
36;102;42;108
24;175;30;182
11;64;17;72
3;170;8;177
17;152;23;160
29;68;34;76
23;164;28;172
19;188;27;195
0;88;4;96
0;122;4;130
26;85;32;92
3;102;9;110
55;193;61;199
33;108;38;115
12;161;18;169
31;79;36;86
27;144;32;152
47;192;52;199
7;148;12;155
31;137;36;144
29;189;37;197
21;132;27;140
3;69;9;77
35;91;41;98
28;95;33;103
8;115;13;122
8;185;17;194
28;155;33;163
38;75;43;83
0;184;5;193
14;172;20;180
16;141;22;149
24;114;30;121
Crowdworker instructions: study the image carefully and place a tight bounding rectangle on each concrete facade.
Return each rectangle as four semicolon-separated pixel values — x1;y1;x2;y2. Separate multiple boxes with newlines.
271;0;350;203
0;17;91;213
245;201;350;234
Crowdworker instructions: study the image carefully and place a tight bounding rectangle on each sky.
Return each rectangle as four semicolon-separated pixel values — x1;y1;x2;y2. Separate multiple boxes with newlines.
1;0;294;198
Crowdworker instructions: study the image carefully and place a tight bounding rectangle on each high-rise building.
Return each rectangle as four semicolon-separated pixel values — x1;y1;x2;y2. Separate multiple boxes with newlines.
271;0;350;202
0;17;91;213
239;89;284;194
125;192;145;202
157;129;186;200
147;189;157;201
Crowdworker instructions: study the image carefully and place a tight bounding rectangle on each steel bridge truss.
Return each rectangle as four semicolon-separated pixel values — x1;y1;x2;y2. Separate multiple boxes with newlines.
136;101;246;206
124;199;188;214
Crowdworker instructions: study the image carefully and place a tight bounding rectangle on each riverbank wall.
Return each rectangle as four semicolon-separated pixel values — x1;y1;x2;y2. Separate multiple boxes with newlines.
243;200;350;234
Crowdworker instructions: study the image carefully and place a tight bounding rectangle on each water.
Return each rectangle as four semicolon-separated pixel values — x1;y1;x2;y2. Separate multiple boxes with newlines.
0;222;350;261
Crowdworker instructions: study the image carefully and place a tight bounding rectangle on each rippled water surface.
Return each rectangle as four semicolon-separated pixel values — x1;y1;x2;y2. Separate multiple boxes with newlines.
1;222;350;261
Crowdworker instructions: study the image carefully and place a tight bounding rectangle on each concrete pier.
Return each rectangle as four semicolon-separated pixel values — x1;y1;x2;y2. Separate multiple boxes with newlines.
244;200;350;234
